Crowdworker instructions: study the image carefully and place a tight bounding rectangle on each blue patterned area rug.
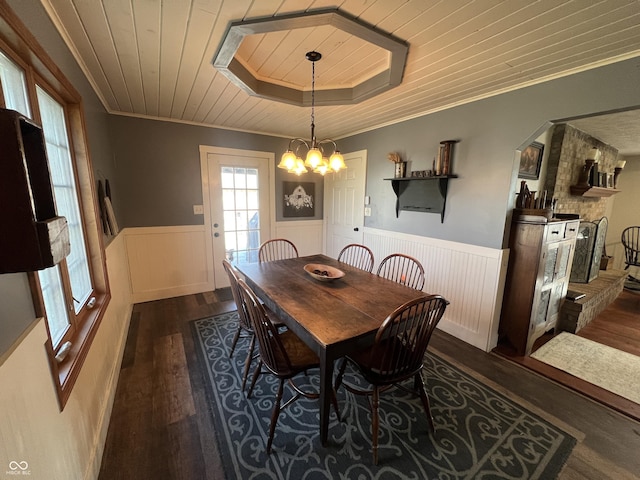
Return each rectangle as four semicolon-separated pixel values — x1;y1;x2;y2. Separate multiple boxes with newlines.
192;312;575;479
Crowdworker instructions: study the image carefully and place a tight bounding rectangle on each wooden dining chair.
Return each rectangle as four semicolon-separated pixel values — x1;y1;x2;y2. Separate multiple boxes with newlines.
222;259;260;390
258;238;299;263
337;243;375;272
334;294;449;465
223;259;284;390
621;226;640;271
237;278;338;453
376;253;425;290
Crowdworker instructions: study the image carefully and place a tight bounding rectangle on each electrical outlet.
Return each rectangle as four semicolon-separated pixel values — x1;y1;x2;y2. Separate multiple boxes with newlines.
193;205;204;215
364;207;372;216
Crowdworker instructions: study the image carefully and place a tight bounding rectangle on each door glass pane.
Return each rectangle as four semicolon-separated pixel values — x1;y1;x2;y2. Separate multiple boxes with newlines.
0;50;31;116
247;190;259;209
246;169;258;189
37;86;92;312
221;166;261;265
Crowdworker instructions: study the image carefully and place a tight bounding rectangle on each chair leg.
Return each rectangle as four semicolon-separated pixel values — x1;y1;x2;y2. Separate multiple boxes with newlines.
415;373;435;433
247;360;262;399
371;386;380;465
267;379;285;454
331;389;341;422
241;335;256;390
229;324;242;358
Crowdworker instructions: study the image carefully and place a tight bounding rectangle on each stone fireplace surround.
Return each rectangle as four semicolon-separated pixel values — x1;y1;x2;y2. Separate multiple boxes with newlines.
543;123;625;333
544;123;619;221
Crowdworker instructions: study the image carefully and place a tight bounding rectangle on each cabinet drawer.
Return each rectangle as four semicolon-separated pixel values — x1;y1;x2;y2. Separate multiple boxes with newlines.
564;221;580;240
545;223;566;242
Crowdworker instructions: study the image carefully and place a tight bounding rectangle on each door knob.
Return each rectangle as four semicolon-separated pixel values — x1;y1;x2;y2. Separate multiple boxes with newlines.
214;223;219;228
214;232;220;237
353;227;359;231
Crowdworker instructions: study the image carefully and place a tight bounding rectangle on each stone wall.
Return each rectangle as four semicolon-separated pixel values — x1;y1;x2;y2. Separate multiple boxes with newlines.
544;123;619;222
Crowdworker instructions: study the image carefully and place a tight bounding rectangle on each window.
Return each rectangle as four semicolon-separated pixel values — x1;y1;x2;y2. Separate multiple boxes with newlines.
36;87;94;347
0;50;30;116
0;12;110;408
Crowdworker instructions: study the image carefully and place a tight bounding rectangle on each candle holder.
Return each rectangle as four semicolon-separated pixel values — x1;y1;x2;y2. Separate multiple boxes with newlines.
577;159;595;187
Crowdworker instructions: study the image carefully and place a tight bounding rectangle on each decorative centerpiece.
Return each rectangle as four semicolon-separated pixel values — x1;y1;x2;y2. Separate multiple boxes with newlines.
388;152;406;178
304;263;345;282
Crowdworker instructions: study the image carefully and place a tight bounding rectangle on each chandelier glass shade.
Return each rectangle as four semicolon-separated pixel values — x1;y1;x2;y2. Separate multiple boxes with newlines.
278;51;346;176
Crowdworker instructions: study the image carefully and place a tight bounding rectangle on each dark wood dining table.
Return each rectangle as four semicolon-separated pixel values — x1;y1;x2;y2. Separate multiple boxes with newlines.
236;253;426;446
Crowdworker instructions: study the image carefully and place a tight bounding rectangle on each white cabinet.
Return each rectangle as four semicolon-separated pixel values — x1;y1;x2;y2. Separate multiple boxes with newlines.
499;219;579;355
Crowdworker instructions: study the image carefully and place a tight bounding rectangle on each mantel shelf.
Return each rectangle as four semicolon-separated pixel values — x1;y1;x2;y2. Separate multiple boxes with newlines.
569;185;620;197
384;175;457;222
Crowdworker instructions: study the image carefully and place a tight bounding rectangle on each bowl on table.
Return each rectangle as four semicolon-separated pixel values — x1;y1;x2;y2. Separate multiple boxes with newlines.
303;263;345;282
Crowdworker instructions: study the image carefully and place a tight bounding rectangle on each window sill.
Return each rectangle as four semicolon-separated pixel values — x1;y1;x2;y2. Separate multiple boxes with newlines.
46;292;111;410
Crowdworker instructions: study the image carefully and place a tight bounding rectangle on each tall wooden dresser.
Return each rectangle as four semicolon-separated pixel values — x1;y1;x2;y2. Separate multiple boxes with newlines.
499;218;579;355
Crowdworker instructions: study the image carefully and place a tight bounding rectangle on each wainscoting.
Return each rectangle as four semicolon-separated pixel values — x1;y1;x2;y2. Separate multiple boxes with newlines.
123;224;509;351
274;220;324;257
125;226;214;303
0;232;133;480
363;228;509;351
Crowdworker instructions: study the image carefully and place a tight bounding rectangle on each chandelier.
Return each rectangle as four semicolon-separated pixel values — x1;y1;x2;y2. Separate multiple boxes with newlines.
278;51;346;176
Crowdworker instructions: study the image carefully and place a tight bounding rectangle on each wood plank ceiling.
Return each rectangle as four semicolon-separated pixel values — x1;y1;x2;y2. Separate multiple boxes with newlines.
41;0;640;142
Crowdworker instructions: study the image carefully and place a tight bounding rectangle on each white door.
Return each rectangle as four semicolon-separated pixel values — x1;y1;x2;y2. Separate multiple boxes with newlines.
200;146;274;289
324;150;367;259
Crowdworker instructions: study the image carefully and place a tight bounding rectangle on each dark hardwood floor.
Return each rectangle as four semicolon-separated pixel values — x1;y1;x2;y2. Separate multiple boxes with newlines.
98;289;640;480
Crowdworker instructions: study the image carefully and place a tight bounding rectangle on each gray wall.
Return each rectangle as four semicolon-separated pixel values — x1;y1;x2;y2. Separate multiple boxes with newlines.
339;58;640;249
1;0;114;357
108;115;325;227
110;57;640;250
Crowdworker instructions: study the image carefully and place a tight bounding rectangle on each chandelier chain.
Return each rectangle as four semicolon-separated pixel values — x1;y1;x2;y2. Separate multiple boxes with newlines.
277;50;346;175
310;59;315;134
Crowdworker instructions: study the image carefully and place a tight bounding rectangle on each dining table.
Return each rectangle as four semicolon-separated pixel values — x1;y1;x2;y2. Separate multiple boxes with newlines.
236;253;427;446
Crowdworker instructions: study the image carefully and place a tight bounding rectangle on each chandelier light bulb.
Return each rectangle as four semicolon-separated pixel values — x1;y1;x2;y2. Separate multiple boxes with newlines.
329;151;346;172
314;158;329;175
292;158;308;175
278;150;297;170
305;148;323;169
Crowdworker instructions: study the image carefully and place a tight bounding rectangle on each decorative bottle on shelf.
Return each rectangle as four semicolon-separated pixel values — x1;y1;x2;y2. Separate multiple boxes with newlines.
515;180;530;209
439;140;456;175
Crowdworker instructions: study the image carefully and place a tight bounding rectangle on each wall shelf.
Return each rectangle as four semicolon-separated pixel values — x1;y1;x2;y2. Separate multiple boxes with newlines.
384;175;457;223
569;185;620;197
